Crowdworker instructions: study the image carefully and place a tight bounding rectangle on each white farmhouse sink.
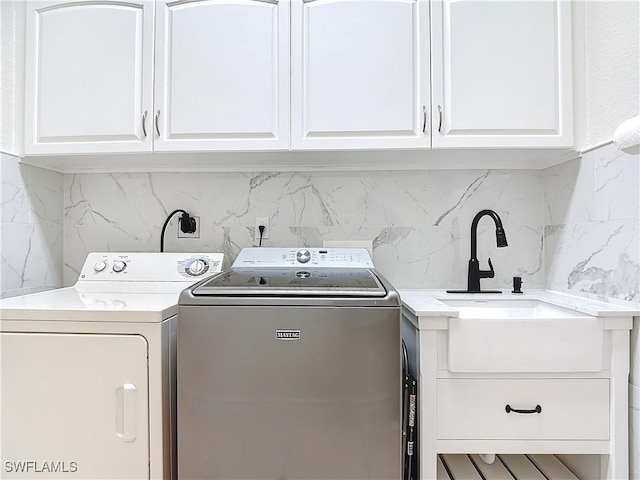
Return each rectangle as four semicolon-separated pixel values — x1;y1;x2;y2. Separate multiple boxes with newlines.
440;298;586;319
440;298;604;373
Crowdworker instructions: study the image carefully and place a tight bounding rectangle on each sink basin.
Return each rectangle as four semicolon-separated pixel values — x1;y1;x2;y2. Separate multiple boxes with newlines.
440;298;604;373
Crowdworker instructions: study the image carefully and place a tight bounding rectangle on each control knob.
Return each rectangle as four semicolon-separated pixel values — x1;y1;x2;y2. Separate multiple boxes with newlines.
186;258;209;276
94;260;107;272
112;260;127;273
296;249;311;264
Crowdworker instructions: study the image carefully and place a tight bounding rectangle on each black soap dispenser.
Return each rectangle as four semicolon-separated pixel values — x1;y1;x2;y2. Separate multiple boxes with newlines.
512;276;523;294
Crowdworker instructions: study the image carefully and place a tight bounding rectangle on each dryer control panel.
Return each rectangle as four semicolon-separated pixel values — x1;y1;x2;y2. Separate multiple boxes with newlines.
232;248;374;269
78;252;225;281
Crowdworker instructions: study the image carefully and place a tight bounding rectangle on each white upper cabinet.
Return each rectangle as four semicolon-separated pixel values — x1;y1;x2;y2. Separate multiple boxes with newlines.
21;0;576;163
154;0;290;151
24;0;154;154
431;0;573;148
291;0;431;150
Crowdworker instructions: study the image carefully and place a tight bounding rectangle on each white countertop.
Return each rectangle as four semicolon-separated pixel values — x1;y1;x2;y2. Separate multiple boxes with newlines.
398;289;640;318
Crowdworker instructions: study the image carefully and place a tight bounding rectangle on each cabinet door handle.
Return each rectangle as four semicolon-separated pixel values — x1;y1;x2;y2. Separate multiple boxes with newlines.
505;404;542;414
438;105;443;133
422;105;427;133
142;111;148;138
154;110;161;137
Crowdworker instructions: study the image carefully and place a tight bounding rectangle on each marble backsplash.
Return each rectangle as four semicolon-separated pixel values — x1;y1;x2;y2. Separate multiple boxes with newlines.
544;143;640;303
1;152;63;298
2;142;637;304
63;169;545;290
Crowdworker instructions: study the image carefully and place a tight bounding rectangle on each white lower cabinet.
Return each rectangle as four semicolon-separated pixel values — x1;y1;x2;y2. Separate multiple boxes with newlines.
437;378;609;441
403;310;632;480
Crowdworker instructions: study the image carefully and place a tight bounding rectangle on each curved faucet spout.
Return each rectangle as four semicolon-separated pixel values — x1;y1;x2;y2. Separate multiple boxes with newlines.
470;209;508;260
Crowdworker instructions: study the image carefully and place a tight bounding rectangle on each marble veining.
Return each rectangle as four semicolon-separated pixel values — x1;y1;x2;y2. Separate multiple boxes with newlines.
1;153;63;298
433;171;489;227
1;158;29;223
595;144;640;221
62;169;544;289
543;154;596;226
544;143;640;305
546;220;639;302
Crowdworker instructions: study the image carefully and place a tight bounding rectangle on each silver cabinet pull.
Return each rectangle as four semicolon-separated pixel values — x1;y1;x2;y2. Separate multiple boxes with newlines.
438;105;443;133
422;105;427;133
154;110;161;137
142;111;148;138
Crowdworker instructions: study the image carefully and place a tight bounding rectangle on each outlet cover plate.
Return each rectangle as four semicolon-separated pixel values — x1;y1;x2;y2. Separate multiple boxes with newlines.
254;217;270;243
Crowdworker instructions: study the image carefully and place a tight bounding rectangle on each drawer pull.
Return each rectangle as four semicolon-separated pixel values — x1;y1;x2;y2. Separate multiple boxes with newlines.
505;404;542;414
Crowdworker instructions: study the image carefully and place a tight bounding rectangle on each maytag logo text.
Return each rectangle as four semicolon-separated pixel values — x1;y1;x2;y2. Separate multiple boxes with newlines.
275;330;300;340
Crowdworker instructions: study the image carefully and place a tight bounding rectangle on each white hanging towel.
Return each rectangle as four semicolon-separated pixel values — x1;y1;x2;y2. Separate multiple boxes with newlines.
613;115;640;154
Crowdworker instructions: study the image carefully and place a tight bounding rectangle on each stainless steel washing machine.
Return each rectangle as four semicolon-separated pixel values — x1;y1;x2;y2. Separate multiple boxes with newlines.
177;247;403;480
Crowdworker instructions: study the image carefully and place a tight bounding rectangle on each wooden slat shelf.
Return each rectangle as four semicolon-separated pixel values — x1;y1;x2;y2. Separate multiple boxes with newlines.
438;454;579;479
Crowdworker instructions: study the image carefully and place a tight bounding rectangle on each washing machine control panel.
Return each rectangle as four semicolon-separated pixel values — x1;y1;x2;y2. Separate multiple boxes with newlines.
79;252;224;282
233;247;374;268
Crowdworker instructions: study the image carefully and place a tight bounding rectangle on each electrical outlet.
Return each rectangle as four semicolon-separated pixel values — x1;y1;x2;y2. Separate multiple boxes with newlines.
254;217;270;244
178;216;200;238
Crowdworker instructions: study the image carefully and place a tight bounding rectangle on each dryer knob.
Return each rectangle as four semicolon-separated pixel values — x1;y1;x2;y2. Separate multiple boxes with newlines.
113;260;127;273
186;259;209;276
296;249;311;263
94;260;107;272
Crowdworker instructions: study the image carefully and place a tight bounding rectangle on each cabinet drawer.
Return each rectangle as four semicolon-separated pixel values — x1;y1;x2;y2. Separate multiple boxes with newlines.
437;379;609;440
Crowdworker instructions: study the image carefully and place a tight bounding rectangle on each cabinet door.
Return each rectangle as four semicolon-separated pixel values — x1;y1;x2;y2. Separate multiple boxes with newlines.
291;0;430;150
431;0;572;148
1;333;149;479
154;0;290;152
24;0;154;154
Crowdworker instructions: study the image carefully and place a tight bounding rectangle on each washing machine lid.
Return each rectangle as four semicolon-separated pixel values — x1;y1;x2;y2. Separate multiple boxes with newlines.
191;268;387;297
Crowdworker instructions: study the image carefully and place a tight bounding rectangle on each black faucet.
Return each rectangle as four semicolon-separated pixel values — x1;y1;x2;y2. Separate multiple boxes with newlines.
448;209;508;294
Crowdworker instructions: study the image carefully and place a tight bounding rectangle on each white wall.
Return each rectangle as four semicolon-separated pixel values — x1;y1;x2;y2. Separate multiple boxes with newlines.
1;1;17;153
583;0;640;149
0;0;23;155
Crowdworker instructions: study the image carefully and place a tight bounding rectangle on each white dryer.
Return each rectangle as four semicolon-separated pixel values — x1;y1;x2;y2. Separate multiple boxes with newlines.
0;252;224;480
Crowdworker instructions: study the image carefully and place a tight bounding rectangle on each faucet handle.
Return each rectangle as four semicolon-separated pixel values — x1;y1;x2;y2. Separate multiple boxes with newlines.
484;257;495;278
